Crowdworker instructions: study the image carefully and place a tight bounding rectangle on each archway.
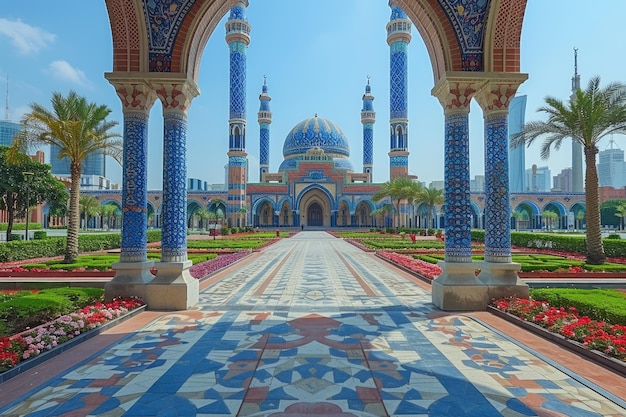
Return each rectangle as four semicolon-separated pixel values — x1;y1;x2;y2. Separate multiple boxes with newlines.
307;203;323;227
104;0;529;310
298;188;332;228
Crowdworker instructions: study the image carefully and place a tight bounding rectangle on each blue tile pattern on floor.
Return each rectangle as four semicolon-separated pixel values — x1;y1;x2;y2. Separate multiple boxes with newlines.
1;232;625;416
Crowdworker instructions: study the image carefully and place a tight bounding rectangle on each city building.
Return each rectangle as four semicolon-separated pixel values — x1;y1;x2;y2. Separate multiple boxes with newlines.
470;175;485;192
597;141;626;188
508;95;527;193
0;120;20;147
552;167;573;192
525;165;551;192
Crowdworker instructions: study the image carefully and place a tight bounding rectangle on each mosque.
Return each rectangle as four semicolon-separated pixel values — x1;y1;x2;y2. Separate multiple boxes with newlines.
247;83;380;229
230;4;412;230
100;0;585;310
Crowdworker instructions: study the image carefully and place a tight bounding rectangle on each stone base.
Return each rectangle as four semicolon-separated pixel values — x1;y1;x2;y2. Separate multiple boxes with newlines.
145;261;199;310
105;261;155;302
431;261;489;311
478;261;529;301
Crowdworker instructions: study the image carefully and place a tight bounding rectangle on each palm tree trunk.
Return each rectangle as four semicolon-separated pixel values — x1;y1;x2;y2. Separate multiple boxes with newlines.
584;147;605;264
64;162;81;263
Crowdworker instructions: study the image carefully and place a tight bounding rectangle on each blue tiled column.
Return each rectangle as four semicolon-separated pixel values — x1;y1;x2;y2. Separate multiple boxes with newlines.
148;80;200;310
120;111;151;262
104;81;157;301
483;111;512;262
431;76;486;311
442;111;473;263
474;78;529;301
161;110;189;262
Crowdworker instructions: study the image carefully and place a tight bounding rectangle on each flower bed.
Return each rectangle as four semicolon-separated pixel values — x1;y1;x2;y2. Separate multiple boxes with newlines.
376;251;442;280
0;296;145;381
489;297;626;372
189;251;249;279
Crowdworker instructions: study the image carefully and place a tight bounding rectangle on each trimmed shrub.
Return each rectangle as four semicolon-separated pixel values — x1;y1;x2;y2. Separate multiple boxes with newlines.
530;288;626;325
33;231;47;240
0;288;104;337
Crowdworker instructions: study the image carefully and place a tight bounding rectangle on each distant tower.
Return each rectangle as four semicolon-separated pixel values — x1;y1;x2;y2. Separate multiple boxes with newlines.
508;95;527;192
258;76;272;181
387;2;411;179
361;76;375;181
571;48;584;192
0;75;21;147
225;0;250;226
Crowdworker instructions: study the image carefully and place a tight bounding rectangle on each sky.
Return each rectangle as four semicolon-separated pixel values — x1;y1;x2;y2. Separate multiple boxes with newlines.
1;1;625;190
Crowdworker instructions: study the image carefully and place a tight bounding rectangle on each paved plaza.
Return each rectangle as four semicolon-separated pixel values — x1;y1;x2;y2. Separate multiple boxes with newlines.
1;231;625;416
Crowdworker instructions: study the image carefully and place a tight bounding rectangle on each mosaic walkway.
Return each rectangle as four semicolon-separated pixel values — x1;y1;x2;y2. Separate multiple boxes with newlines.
1;231;625;416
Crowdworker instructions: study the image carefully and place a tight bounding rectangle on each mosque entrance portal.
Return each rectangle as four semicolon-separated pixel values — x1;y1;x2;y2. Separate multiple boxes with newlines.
307;203;323;227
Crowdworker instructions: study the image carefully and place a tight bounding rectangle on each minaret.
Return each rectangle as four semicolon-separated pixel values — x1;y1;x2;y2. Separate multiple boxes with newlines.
571;48;584;193
225;0;251;227
258;76;272;181
387;1;411;179
361;76;375;181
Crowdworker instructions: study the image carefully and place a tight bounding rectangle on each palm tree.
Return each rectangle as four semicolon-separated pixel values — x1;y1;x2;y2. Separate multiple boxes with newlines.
11;91;121;263
512;77;626;264
614;203;626;231
100;203;119;230
195;207;211;231
512;210;524;232
542;210;559;231
420;187;444;234
373;177;420;229
79;195;101;230
575;210;585;231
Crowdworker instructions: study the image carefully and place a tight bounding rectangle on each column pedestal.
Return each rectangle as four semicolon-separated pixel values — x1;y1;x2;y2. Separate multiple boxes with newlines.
478;261;529;301
432;261;488;311
145;261;199;310
105;261;155;302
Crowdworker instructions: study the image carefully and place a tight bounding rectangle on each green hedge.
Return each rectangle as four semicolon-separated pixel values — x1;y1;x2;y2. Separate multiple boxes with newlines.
0;287;104;336
471;230;626;258
0;223;43;231
0;230;162;263
530;288;626;325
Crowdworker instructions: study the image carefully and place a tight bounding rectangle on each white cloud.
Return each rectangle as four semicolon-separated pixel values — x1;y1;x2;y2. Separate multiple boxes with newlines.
47;60;90;87
0;18;55;54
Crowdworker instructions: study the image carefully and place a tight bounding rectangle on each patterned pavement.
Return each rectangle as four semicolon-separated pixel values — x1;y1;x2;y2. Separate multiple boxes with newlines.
1;231;625;416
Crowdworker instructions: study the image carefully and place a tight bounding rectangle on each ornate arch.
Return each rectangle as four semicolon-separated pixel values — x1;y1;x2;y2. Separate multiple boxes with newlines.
106;1;527;85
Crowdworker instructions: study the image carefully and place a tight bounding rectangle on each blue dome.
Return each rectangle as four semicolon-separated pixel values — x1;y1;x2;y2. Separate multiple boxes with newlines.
279;115;353;172
282;115;350;158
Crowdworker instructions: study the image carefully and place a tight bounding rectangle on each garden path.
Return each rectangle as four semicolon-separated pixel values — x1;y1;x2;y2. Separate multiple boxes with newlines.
0;231;625;416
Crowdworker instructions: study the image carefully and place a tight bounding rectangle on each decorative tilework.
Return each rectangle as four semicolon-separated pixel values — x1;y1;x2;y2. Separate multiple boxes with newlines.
389;155;408;167
161;111;188;261
362;126;373;167
3;233;624;416
388;5;410;174
229;45;247;120
362;80;375;173
259;125;270;165
484;113;512;261
120;112;150;262
144;0;195;72
282;116;350;158
444;113;472;262
439;0;489;71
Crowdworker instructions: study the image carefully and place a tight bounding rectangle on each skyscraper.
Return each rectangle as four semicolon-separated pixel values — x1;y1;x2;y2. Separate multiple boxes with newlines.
0;120;20;147
49;146;106;177
570;48;584;192
598;141;626;188
508;95;527;193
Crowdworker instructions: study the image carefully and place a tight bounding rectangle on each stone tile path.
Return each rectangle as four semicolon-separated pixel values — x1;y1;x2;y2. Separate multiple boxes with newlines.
1;231;625;416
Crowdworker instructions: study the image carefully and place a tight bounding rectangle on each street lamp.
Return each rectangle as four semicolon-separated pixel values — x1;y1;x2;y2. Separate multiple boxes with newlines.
22;172;34;241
